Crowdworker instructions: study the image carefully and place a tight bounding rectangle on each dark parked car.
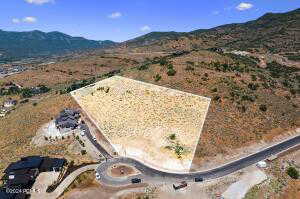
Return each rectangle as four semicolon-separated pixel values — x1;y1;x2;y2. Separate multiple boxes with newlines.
194;177;204;182
131;178;141;184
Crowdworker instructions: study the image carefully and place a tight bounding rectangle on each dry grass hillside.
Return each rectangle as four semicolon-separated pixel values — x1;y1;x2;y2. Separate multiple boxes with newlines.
120;8;300;56
4;53;139;87
0;52;165;174
120;50;300;161
1;49;299;169
0;94;82;173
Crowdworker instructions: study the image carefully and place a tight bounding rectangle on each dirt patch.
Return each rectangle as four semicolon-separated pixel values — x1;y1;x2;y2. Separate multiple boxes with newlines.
60;187;113;199
108;164;139;178
60;182;148;199
222;167;267;199
244;145;300;199
72;76;210;172
31;172;60;199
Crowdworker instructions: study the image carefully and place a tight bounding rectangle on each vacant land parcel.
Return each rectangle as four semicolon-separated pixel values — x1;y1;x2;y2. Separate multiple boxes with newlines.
71;76;210;172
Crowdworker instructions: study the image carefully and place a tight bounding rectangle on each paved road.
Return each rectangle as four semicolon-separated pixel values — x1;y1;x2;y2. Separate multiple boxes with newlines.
82;121;300;186
80;123;113;159
94;135;300;186
38;164;99;199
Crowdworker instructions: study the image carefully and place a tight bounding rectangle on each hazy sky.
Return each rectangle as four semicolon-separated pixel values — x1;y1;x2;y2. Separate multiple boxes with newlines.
0;0;299;42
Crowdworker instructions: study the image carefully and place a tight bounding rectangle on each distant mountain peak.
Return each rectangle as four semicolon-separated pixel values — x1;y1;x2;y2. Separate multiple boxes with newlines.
0;30;116;61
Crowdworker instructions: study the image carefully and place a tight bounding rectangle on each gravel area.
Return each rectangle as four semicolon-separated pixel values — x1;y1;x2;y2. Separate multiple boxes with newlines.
222;167;267;199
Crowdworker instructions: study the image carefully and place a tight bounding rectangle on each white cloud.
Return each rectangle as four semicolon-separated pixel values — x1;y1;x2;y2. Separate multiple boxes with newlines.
25;0;54;5
22;16;37;23
12;18;21;24
108;12;122;19
236;2;254;11
212;11;220;15
140;25;151;32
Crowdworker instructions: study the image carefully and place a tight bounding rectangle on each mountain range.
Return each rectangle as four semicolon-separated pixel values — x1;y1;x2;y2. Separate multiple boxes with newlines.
0;8;299;62
123;8;299;53
0;30;116;62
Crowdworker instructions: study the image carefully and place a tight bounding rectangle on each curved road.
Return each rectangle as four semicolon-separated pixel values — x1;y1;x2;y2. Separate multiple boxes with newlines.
84;125;300;186
35;164;99;199
80;124;113;159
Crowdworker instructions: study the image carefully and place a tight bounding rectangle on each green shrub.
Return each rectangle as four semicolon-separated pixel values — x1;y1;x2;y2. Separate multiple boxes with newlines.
159;58;168;66
266;62;299;78
174;145;184;157
248;83;259;91
211;88;218;92
251;74;257;81
259;104;267;112
153;74;162;82
167;63;174;70
241;95;255;102
286;167;299;179
213;96;221;102
137;63;149;70
169;134;176;140
22;88;33;98
81;150;87;155
38;85;51;93
167;68;176;76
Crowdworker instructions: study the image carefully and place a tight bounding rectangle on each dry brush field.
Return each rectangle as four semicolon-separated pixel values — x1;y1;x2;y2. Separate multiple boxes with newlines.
0;49;299;172
0;93;82;173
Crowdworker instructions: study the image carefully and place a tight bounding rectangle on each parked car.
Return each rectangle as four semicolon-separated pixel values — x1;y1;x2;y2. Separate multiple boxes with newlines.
173;181;187;190
92;136;97;141
95;172;100;180
194;177;204;182
80;131;85;136
131;178;141;184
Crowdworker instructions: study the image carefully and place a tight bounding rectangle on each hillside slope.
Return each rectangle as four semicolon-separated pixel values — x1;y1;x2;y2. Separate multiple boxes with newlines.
121;8;300;53
123;31;186;47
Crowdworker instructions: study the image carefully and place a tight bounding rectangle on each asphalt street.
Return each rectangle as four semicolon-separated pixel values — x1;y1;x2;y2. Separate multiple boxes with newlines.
80;123;113;159
84;124;300;186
